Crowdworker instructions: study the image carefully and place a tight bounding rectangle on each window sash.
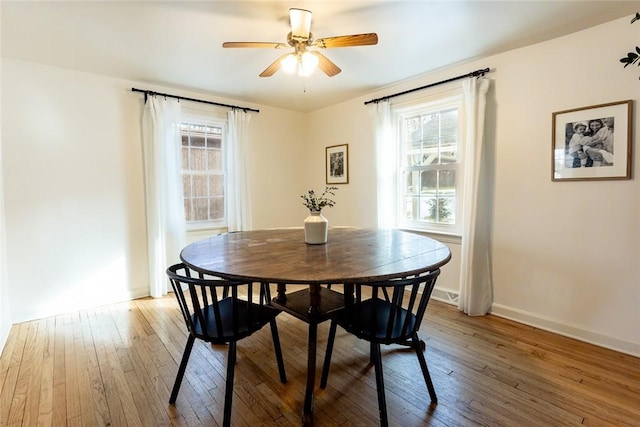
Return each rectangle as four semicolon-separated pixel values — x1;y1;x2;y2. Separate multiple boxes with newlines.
395;95;463;234
180;121;226;229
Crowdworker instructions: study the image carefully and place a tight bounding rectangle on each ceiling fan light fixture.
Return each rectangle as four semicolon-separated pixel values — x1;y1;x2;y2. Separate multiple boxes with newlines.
299;51;319;76
281;53;298;74
290;8;312;39
224;8;377;78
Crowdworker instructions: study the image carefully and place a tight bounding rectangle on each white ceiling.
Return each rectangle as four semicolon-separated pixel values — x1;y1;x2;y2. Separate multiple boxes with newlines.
2;1;638;112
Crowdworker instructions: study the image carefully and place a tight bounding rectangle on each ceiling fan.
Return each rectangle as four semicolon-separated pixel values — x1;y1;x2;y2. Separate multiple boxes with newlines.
222;8;378;77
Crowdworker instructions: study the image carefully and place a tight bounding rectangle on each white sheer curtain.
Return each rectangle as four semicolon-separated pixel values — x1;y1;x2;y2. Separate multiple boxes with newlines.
458;77;492;315
226;109;252;231
372;100;396;228
141;96;186;297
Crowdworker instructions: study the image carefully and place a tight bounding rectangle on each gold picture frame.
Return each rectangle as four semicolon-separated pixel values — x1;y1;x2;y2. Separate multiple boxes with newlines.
552;100;633;181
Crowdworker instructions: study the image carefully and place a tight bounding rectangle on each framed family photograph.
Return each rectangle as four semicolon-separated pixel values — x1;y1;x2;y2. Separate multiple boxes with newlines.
552;100;633;181
326;144;349;184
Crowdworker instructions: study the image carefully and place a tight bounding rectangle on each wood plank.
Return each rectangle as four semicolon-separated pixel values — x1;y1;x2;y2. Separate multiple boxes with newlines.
0;323;25;426
88;307;132;426
36;317;56;425
72;313;97;426
64;313;81;423
51;315;67;425
6;320;39;424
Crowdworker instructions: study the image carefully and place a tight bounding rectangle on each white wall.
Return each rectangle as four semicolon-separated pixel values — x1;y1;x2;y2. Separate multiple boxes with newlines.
487;17;639;356
0;59;305;323
1;15;638;357
0;50;11;352
306;16;639;356
248;106;308;228
2;60;149;322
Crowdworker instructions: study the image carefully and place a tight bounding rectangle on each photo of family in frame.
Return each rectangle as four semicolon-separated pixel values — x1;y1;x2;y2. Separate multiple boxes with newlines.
552;100;632;181
565;116;614;168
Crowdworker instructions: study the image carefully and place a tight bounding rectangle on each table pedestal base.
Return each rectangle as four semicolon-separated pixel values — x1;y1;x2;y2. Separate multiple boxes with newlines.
270;286;345;426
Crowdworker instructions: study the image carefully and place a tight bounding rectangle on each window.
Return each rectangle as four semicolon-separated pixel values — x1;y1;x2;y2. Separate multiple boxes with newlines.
180;122;225;228
396;94;463;234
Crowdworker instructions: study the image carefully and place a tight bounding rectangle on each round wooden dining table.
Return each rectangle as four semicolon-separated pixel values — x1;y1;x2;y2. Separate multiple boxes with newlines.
180;227;451;426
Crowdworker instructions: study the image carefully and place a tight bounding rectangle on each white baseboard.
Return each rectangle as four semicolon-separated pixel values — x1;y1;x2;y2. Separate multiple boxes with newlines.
430;290;639;357
10;285;150;325
490;303;639;358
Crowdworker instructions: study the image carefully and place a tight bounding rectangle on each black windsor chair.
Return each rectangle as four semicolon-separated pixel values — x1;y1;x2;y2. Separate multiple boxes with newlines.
320;269;441;426
167;263;287;427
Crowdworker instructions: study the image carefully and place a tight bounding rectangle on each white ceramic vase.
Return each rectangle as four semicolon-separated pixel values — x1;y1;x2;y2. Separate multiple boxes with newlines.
304;211;328;244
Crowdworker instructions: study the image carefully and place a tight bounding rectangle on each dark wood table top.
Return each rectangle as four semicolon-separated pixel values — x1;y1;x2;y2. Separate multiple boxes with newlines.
180;228;451;284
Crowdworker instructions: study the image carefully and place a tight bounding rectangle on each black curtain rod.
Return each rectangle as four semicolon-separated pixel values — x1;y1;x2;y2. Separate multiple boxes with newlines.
131;88;259;113
364;67;491;105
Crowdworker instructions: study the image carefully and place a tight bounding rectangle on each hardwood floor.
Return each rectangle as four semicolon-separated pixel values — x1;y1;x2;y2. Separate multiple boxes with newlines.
1;290;639;426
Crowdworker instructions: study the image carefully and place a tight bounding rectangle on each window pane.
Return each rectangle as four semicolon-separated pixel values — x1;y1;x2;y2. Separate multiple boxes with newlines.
439;196;455;224
209;197;224;220
421;152;438;166
405;171;420;195
207;136;221;149
191;148;206;170
190;134;205;148
193;198;208;221
404;196;419;220
208;150;222;171
440;169;456;189
181;147;189;168
193;175;207;197
209;175;223;196
405;117;422;150
419;196;436;222
399;103;459;229
440;109;458;164
181;123;225;225
421;114;439;147
183;199;192;222
421;170;437;192
182;175;191;198
421;197;453;223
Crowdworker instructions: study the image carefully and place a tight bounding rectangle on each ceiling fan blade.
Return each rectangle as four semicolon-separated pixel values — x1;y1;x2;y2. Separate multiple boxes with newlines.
313;33;378;49
311;51;341;77
259;54;290;77
223;42;288;49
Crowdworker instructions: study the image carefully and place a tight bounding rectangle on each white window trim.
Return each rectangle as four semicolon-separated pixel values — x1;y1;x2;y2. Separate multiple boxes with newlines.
393;88;464;236
181;106;228;233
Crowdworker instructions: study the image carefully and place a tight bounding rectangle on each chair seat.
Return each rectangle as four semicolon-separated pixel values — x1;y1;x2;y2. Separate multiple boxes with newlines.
192;298;281;343
336;298;417;343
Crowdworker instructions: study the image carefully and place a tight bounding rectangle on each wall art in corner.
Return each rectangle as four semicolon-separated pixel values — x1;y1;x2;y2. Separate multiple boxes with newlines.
326;144;349;184
552;100;632;181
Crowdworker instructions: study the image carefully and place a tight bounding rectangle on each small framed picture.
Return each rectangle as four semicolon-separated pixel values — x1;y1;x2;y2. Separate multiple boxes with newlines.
326;144;349;184
552;100;632;181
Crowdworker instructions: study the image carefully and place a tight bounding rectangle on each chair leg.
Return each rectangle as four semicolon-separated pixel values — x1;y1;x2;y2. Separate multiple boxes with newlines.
169;334;195;404
269;319;287;383
371;342;388;427
320;320;338;389
412;334;437;403
223;341;237;427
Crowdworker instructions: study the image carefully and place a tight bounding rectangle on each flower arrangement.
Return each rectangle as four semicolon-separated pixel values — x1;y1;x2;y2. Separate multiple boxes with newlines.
301;186;338;212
